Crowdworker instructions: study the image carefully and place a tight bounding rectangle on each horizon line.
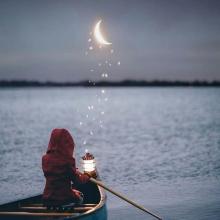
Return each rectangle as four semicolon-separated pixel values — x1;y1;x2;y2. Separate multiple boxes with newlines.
0;79;220;87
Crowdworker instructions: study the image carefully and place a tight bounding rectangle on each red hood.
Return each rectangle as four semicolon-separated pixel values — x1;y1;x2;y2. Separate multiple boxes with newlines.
47;128;75;158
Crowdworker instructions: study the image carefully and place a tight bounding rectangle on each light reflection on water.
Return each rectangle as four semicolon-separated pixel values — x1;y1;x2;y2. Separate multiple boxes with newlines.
0;87;220;219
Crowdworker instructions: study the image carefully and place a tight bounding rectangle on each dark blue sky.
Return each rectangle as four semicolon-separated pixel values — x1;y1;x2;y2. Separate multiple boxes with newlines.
0;0;220;82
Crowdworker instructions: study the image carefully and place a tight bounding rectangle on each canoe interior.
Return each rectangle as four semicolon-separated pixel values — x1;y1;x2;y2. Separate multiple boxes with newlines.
0;181;106;219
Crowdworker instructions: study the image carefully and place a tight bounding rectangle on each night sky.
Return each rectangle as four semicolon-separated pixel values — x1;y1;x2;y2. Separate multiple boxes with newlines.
0;0;220;82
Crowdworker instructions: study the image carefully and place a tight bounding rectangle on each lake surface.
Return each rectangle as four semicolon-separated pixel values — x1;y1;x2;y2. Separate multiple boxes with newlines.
0;87;220;220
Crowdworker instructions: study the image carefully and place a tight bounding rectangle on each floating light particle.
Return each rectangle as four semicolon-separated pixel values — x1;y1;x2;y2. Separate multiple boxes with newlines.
101;90;105;94
101;111;105;115
90;131;94;136
110;49;114;54
104;98;108;102
117;61;121;66
98;63;102;66
90;69;94;72
88;38;92;42
79;122;83;125
102;73;108;78
83;140;87;145
86;114;89;118
109;63;112;67
88;105;94;110
105;60;108;64
89;46;93;50
99;120;103;124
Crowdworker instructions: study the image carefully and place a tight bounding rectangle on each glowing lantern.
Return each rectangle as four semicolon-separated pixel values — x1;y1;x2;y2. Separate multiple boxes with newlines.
81;150;96;173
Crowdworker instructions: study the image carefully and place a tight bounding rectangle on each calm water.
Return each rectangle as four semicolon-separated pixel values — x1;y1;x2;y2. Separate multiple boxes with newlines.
0;87;220;220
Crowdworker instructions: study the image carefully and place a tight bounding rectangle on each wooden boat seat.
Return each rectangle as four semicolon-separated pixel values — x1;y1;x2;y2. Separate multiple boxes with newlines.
19;203;96;213
46;202;76;211
26;203;96;207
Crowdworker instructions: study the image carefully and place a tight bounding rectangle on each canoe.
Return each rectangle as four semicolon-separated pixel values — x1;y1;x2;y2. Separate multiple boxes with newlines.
0;180;107;220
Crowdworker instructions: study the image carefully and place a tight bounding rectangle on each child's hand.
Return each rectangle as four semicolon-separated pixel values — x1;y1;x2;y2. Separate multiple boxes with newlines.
85;170;97;179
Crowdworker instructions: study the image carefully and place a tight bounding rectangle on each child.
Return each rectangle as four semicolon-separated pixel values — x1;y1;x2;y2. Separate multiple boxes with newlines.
42;128;90;206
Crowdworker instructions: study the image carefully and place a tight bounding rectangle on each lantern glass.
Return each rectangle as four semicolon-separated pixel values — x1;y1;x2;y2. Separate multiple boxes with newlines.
82;159;96;172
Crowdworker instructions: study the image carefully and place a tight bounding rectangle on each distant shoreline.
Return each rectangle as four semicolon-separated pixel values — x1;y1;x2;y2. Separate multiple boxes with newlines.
0;80;220;87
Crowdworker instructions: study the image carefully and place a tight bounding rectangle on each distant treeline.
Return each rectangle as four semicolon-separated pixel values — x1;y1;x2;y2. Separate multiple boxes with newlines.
0;80;220;87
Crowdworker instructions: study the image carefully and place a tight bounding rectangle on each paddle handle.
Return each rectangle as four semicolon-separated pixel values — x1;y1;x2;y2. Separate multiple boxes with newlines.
90;177;162;220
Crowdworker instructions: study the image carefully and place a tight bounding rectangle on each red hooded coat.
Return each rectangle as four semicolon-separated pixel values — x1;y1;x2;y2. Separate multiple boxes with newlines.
42;129;89;205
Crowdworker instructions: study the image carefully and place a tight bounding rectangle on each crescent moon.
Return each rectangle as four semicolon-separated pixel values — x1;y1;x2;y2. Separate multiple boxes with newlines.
94;20;112;45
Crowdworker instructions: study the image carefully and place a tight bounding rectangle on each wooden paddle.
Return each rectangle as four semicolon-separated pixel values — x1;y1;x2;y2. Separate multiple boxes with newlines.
90;177;162;220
